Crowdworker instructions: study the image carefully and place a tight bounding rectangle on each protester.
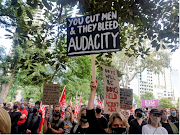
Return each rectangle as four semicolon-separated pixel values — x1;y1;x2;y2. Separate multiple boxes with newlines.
9;105;21;134
72;106;77;122
168;107;178;122
0;107;11;134
63;110;77;134
26;106;41;134
102;108;110;123
142;109;168;134
173;112;179;130
129;108;147;134
95;104;108;131
17;103;28;134
43;105;64;134
160;109;179;134
3;102;12;112
26;102;33;115
71;107;90;134
128;110;135;124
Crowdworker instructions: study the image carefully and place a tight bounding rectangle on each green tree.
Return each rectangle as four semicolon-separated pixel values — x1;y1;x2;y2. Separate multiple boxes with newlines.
159;97;174;109
140;91;155;100
177;98;179;108
133;93;141;108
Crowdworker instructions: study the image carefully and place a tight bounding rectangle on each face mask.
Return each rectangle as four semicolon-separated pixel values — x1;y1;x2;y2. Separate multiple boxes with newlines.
80;116;88;123
150;116;161;124
21;106;24;110
72;110;75;113
161;115;168;121
96;108;101;114
52;119;59;123
111;127;126;134
53;112;60;117
66;115;70;118
172;111;176;115
136;113;142;118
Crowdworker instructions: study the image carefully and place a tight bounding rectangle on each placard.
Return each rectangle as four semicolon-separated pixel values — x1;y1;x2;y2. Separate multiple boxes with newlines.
103;65;120;114
67;10;121;56
141;99;159;107
120;88;133;110
42;83;60;105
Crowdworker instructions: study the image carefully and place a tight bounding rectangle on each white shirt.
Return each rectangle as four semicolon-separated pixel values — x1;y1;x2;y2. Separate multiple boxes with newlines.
142;124;168;134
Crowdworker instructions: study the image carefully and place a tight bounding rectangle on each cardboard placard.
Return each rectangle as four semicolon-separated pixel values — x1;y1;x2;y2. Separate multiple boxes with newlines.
42;83;60;105
103;65;120;114
67;10;121;57
120;88;133;110
156;106;163;110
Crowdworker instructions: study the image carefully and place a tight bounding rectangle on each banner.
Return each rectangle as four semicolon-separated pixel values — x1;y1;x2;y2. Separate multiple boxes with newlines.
102;65;120;114
67;10;121;57
120;88;133;110
141;99;159;107
59;86;66;119
42;83;60;105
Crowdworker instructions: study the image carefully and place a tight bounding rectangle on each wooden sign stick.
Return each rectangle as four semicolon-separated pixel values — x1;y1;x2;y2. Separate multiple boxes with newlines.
91;54;96;81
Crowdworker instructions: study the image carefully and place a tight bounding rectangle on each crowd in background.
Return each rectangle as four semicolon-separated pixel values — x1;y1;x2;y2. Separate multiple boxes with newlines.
0;80;179;134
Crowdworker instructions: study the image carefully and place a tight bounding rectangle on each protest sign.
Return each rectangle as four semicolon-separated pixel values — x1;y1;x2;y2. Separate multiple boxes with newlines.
157;106;163;110
120;88;133;110
103;65;120;114
67;10;121;57
141;99;159;107
42;83;60;105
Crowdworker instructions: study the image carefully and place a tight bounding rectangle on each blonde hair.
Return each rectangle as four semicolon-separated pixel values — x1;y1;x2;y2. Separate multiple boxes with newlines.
77;107;87;125
64;111;74;123
0;107;11;133
147;114;161;127
107;112;130;133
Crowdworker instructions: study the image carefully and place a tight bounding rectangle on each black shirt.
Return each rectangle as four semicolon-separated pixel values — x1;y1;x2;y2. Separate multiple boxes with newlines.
174;121;179;130
129;119;147;134
161;122;173;134
97;115;108;129
128;115;135;124
74;125;89;134
168;115;178;122
9;111;21;134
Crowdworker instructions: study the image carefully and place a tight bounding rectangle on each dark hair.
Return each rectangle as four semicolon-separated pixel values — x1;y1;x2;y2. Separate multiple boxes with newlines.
160;109;166;114
35;101;40;105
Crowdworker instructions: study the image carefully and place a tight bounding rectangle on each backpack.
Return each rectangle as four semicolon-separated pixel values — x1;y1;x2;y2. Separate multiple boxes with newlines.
49;118;63;127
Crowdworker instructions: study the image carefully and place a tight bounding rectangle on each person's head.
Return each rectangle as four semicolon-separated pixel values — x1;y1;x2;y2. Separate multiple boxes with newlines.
33;106;39;115
14;101;20;109
0;107;11;133
53;105;61;120
6;102;12;109
65;111;74;123
20;103;25;110
13;105;18;112
27;103;31;108
107;112;129;134
171;107;177;116
147;109;162;127
35;101;40;108
135;108;143;119
71;106;75;114
66;107;72;112
77;107;88;125
160;109;168;122
96;104;102;114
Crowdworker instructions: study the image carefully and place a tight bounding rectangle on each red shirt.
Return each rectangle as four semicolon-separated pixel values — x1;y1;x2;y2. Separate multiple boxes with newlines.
17;108;28;125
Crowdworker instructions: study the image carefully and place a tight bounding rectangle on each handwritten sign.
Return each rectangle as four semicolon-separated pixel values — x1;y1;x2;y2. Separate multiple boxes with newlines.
67;10;121;56
141;99;159;107
103;66;120;114
42;83;60;105
120;88;133;110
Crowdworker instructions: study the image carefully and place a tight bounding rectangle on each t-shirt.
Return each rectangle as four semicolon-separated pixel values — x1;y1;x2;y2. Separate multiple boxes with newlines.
45;119;64;134
168;115;178;122
63;121;73;134
97;116;108;129
9;111;21;134
129;119;147;134
17;109;28;125
75;125;89;134
162;122;173;134
142;124;168;134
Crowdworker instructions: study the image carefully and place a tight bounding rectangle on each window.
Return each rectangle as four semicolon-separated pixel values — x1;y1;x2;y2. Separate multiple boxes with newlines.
168;94;170;96
164;94;166;96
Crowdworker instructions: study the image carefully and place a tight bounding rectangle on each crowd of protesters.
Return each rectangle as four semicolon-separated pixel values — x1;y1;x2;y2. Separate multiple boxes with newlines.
0;80;179;134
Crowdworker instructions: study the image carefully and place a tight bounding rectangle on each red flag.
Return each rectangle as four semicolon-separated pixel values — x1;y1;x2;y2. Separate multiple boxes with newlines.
69;97;72;107
98;98;103;108
38;102;45;134
75;91;79;115
59;86;66;120
78;92;82;113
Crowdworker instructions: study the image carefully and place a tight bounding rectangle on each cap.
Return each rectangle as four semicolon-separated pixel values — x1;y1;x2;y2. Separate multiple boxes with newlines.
135;108;143;113
150;109;162;115
13;105;18;109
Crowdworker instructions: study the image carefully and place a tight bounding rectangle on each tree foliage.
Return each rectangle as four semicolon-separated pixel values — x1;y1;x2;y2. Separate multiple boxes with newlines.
140;91;155;100
159;97;174;109
133;93;142;108
177;98;179;109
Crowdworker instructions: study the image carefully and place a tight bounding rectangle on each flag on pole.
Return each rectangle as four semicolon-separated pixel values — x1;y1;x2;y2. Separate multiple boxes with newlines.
78;92;82;113
38;102;45;134
98;98;103;108
20;97;23;103
69;97;72;107
75;91;79;115
59;86;66;120
133;98;137;109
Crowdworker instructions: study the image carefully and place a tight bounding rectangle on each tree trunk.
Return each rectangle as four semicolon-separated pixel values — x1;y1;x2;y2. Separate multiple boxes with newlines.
0;82;13;103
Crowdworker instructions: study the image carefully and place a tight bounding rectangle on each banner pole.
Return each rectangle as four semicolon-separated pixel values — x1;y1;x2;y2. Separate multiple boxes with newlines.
91;54;96;81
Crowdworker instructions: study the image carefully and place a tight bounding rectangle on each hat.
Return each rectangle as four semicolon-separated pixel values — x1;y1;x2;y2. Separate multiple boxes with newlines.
13;105;18;109
150;109;162;115
135;108;143;113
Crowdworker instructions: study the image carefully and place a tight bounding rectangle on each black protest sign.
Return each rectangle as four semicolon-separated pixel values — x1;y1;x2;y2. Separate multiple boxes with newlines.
120;88;133;110
67;10;121;57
